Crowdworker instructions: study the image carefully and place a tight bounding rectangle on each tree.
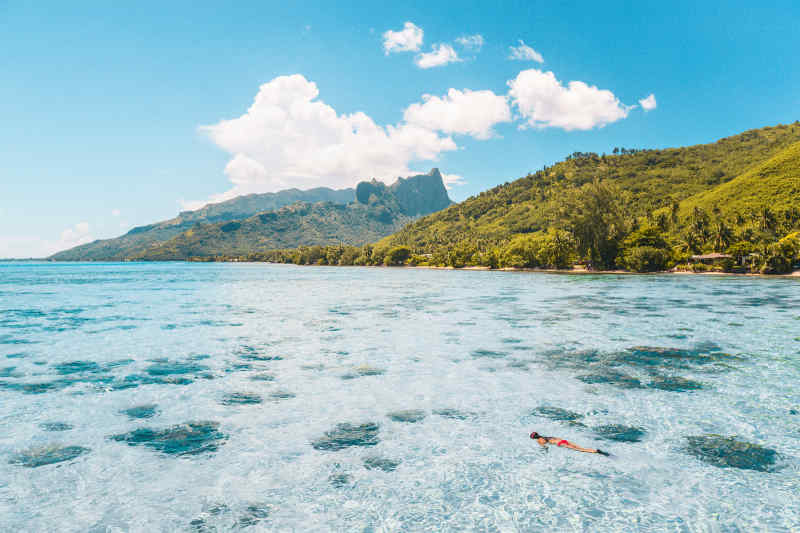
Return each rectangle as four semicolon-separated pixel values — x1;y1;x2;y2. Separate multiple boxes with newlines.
711;221;734;252
383;246;411;266
537;229;574;269
559;180;630;269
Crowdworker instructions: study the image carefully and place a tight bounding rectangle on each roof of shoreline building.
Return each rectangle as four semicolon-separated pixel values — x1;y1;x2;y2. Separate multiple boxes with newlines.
691;253;733;260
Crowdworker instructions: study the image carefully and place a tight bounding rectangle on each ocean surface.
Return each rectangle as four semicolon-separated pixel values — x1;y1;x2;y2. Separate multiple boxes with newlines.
0;262;798;532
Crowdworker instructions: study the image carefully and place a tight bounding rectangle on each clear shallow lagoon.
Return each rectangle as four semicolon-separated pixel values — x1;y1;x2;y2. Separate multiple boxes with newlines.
1;262;798;531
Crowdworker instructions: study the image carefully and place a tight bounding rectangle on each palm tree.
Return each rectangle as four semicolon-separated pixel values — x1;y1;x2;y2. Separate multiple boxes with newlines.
711;221;734;252
755;207;776;232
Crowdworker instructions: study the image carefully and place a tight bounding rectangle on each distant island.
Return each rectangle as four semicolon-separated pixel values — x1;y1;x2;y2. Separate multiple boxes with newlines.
50;169;452;261
50;123;800;275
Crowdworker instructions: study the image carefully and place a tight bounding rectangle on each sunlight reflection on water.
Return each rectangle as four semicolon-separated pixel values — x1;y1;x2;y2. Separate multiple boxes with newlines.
0;262;798;531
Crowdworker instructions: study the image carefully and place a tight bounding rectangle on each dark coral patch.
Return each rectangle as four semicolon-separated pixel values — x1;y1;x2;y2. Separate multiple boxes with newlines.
110;421;227;456
531;406;586;427
685;435;781;472
122;404;159;419
593;425;646;443
577;370;644;389
363;456;401;472
387;409;426;423
311;423;380;451
648;375;704;392
220;392;263;405
10;445;90;467
40;422;74;432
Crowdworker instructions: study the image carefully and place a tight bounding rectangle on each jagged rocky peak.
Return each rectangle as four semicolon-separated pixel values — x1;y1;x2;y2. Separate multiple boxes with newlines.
355;169;452;216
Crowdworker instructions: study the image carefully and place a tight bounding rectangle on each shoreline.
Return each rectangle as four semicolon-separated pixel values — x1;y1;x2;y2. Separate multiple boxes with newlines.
7;260;799;277
407;264;800;277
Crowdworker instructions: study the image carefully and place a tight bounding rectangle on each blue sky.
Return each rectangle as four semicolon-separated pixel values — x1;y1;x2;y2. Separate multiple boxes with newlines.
1;0;798;257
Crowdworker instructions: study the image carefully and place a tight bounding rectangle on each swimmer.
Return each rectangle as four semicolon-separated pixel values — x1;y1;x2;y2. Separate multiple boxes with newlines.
530;431;610;456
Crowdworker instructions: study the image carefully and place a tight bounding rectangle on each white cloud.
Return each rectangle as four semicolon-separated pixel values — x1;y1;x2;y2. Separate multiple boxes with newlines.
0;222;94;258
508;40;544;63
415;44;461;69
112;209;121;217
196;74;458;203
639;93;657;111
403;88;511;139
507;69;631;130
441;173;466;189
455;34;484;50
383;22;423;54
59;222;92;250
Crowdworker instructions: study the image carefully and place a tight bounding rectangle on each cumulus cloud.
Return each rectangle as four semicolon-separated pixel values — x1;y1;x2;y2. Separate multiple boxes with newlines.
441;172;466;189
196;74;458;203
455;34;484;50
1;222;95;258
59;222;92;249
403;88;511;139
415;44;461;69
383;22;423;54
639;93;657;111
507;69;631;130
508;40;544;63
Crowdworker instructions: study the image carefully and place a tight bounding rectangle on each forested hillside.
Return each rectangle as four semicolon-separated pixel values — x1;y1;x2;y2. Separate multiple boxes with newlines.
128;169;452;260
50;186;356;261
251;122;800;274
51;169;452;261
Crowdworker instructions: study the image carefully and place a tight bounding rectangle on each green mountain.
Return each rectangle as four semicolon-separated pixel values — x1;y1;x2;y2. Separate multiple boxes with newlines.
52;169;452;261
376;123;800;255
678;140;800;219
50;186;356;261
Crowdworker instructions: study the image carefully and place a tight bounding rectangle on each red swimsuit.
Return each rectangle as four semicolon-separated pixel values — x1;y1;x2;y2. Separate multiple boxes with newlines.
557;439;569;447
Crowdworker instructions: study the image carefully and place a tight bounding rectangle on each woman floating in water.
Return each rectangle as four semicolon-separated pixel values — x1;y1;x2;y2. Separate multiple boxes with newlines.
530;431;610;456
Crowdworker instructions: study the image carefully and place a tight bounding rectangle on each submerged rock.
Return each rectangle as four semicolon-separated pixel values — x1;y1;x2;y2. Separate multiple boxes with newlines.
40;422;74;432
530;406;586;427
593;425;646;443
268;390;295;401
1;375;113;394
470;349;508;359
685;435;781;472
577;370;644;389
10;444;90;467
220;392;263;405
363;456;401;472
341;365;385;380
433;408;476;420
235;505;270;528
122;404;159;419
311;422;380;451
110;421;227;456
249;373;276;382
648;375;704;392
110;374;195;391
387;409;426;423
618;344;740;370
53;360;102;375
145;360;208;376
329;473;353;488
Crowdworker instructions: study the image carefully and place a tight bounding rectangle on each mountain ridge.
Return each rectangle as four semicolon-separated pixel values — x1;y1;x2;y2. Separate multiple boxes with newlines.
51;169;452;261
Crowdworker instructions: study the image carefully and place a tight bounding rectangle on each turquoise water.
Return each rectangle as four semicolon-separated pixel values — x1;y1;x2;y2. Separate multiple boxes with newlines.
1;262;798;531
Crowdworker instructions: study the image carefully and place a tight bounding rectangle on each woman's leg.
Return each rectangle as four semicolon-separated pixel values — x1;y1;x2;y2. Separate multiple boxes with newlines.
563;443;598;453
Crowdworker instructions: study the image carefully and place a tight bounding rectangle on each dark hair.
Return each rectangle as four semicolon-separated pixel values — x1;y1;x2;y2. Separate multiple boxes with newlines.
530;431;541;439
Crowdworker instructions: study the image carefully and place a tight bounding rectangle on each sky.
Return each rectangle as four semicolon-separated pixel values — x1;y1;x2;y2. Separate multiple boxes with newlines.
1;0;799;258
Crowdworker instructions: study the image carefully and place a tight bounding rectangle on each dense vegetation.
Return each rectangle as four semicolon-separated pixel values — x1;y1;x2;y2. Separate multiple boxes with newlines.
212;123;800;274
50;185;356;261
129;201;418;260
51;169;452;261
